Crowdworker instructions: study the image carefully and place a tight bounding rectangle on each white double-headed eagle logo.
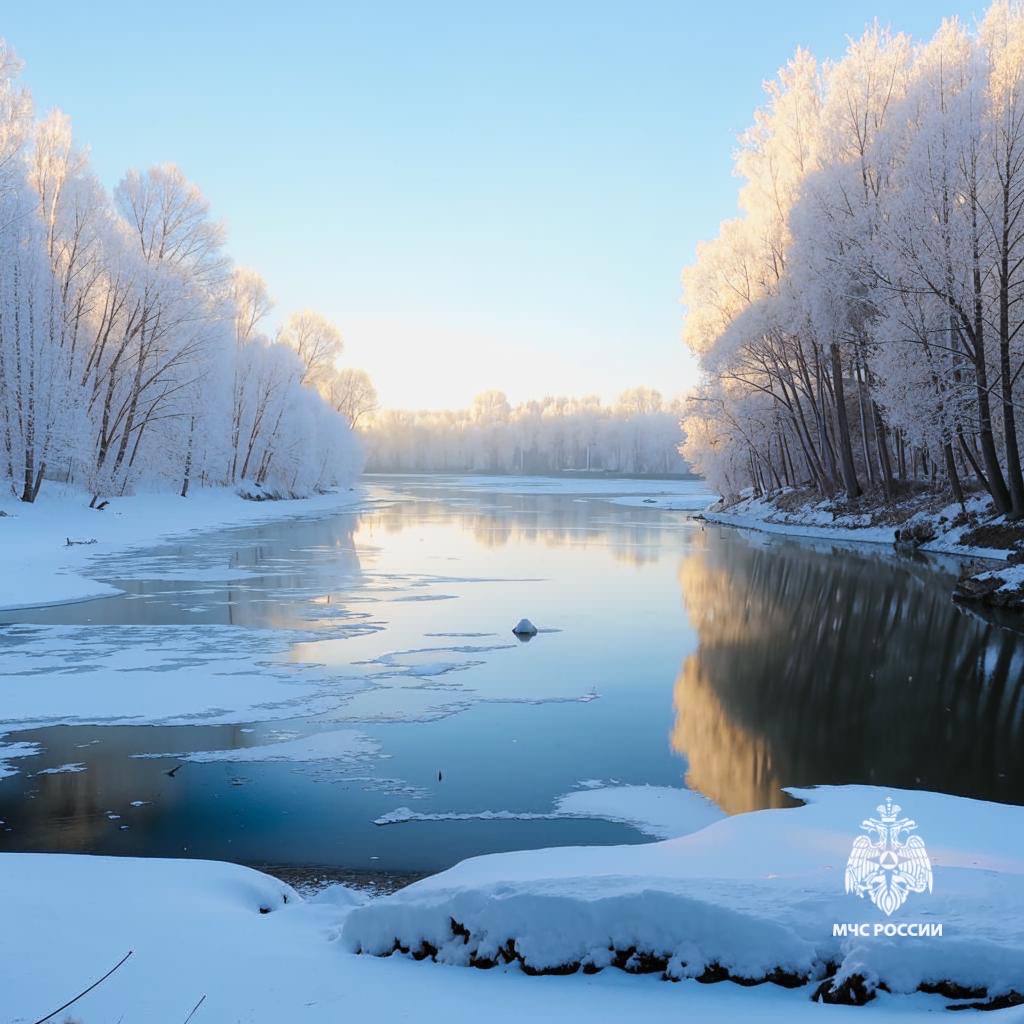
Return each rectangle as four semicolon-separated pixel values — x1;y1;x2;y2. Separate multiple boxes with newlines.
844;797;933;916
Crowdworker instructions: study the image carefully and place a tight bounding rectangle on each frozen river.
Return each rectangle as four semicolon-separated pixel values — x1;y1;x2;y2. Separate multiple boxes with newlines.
1;476;1022;883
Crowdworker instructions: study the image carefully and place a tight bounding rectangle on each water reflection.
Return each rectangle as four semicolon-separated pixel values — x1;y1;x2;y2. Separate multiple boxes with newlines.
672;532;1024;811
0;482;700;871
359;493;680;567
4;480;1024;875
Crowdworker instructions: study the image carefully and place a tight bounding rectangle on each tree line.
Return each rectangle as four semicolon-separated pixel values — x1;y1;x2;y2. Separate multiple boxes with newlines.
682;2;1024;513
364;388;690;475
0;42;368;504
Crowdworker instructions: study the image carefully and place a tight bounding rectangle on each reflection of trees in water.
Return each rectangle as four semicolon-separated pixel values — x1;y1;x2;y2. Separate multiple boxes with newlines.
672;537;1024;812
361;492;669;567
217;516;365;629
0;724;255;853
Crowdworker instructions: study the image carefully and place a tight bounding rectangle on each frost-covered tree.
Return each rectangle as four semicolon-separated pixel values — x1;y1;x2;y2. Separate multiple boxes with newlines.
327;367;378;428
277;310;343;390
0;41;365;503
683;4;1024;513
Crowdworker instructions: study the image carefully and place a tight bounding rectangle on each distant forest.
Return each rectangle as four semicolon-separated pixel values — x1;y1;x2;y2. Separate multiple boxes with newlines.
363;388;690;476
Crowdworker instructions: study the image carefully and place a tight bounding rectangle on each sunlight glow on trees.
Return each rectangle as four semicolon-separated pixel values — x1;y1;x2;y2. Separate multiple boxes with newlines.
682;3;1024;514
0;43;366;502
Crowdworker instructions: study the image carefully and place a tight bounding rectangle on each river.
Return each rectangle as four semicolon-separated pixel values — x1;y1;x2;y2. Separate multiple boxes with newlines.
1;476;1021;884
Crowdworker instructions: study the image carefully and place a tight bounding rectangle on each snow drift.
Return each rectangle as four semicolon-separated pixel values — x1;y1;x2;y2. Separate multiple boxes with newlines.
342;786;1024;1005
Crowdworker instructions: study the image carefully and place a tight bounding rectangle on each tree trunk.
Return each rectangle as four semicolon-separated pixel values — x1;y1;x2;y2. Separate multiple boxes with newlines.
944;443;965;510
999;226;1024;516
855;358;874;488
872;402;895;501
958;430;989;492
972;194;1011;512
180;417;195;498
31;461;46;502
829;343;861;498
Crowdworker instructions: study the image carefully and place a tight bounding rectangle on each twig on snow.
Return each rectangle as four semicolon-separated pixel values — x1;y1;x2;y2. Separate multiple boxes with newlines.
30;949;133;1024
183;993;207;1023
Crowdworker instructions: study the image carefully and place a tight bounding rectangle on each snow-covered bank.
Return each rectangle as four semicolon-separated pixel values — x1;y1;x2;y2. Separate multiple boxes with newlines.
344;786;1024;1007
0;484;368;612
957;562;1024;607
703;492;1012;561
7;788;1020;1022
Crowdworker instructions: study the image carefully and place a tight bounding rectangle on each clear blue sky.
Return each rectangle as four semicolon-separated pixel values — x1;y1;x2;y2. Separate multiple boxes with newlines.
2;1;985;409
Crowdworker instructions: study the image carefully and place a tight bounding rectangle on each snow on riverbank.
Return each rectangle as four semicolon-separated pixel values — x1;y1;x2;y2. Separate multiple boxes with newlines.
704;492;1013;562
375;784;726;840
0;483;368;612
345;785;1024;1007
6;788;1016;1022
959;561;1024;605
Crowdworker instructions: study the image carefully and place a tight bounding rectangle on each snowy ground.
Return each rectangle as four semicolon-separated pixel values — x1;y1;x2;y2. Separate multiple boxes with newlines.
345;785;1024;1007
0;483;369;611
962;561;1024;601
5;786;1019;1022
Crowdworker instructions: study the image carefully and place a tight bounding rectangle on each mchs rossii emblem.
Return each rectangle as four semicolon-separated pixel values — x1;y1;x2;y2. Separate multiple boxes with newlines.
844;797;933;916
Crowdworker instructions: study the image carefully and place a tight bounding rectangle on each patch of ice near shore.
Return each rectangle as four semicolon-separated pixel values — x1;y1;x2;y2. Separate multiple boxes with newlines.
0;624;375;732
345;785;1024;999
608;491;718;511
375;784;725;839
376;807;558;826
0;617;593;736
0;740;42;779
34;762;87;775
554;784;725;838
140;729;381;765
